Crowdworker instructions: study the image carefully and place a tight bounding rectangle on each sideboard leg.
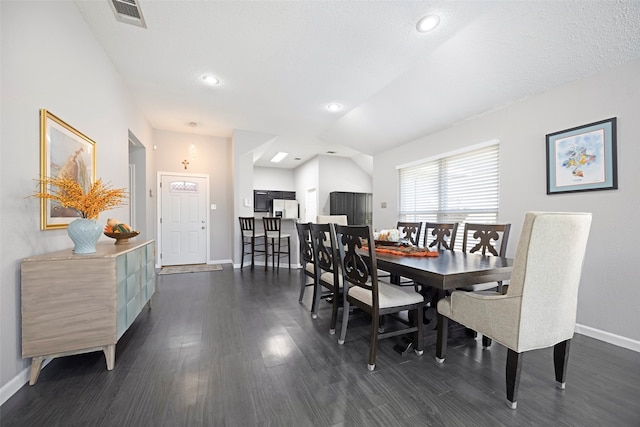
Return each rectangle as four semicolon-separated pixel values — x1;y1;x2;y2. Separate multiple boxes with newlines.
29;356;44;385
103;345;115;370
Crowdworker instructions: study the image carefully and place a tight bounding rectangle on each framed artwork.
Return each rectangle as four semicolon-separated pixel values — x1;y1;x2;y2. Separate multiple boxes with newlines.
40;109;96;229
546;117;617;195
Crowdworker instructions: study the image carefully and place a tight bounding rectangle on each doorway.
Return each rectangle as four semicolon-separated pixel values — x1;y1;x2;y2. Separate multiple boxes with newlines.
158;172;209;266
306;188;317;223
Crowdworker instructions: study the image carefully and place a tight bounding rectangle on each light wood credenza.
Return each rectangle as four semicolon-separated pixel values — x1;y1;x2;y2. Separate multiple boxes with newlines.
21;240;155;385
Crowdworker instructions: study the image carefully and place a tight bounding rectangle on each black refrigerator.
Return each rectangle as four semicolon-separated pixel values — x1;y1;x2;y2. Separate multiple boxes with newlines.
329;191;373;226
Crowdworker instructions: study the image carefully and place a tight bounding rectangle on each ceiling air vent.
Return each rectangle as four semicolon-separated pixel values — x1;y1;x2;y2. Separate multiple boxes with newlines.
109;0;147;28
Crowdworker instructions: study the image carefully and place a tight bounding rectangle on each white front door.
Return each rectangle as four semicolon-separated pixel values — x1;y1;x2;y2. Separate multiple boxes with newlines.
160;174;208;266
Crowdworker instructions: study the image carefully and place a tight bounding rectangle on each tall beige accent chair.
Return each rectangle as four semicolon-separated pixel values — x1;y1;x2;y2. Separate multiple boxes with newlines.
436;212;592;409
316;215;348;226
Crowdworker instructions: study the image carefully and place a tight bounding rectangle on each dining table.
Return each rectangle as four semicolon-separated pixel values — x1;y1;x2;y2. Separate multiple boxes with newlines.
363;246;514;355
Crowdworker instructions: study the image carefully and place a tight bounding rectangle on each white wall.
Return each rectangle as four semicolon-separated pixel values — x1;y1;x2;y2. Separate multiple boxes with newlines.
317;155;373;215
294;157;320;224
253;167;295;191
0;1;155;400
373;59;640;348
153;129;232;263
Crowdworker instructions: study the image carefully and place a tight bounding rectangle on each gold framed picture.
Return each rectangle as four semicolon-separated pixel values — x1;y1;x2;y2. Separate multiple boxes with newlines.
40;109;96;229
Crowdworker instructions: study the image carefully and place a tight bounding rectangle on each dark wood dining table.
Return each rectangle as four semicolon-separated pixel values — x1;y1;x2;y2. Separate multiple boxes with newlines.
372;249;514;291
365;248;514;353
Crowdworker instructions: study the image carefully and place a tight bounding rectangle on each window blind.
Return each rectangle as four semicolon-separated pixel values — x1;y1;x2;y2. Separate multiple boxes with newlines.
399;143;500;249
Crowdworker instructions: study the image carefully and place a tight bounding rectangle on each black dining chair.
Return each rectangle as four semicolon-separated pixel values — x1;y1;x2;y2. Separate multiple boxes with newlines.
335;224;424;370
263;217;291;270
295;222;316;311
239;217;265;269
309;222;342;333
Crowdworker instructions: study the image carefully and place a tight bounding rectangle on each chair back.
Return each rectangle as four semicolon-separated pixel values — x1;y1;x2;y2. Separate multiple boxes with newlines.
509;212;592;351
316;215;348;226
309;223;339;279
334;225;379;307
239;217;256;237
263;217;282;238
397;221;422;246
295;222;313;265
462;223;511;256
424;222;458;251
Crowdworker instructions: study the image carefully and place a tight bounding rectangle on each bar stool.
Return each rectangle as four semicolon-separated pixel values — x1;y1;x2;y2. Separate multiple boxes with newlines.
263;217;291;270
239;217;265;269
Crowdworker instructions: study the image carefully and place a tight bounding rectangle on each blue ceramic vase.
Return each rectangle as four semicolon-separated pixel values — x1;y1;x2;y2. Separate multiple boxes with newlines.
67;218;102;254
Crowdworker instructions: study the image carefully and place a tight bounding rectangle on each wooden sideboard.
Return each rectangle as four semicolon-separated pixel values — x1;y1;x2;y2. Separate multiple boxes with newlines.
21;239;155;385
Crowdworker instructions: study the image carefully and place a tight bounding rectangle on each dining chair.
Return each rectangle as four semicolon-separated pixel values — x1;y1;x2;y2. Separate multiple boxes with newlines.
309;222;342;333
239;217;265;269
262;217;291;270
295;222;316;310
436;211;592;409
417;222;460;330
423;222;459;251
461;222;511;292
396;221;423;246
335;224;424;370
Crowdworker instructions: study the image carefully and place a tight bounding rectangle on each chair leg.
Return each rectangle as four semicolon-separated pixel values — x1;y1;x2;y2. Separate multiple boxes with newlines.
506;349;523;409
240;238;245;269
250;237;255;269
287;237;291;269
554;339;571;389
435;314;448;363
338;300;350;345
482;335;492;349
414;305;424;356
311;279;322;319
276;238;281;269
329;287;339;334
368;312;379;370
298;269;306;303
264;236;269;270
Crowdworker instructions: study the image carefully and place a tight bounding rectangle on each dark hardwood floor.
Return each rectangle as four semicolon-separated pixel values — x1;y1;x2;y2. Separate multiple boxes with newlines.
1;266;639;426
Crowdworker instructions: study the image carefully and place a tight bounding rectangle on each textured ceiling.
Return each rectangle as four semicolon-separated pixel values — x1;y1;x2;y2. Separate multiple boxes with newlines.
74;0;640;169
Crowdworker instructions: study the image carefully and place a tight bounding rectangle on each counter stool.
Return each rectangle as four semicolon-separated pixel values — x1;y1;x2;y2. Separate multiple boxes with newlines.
239;217;265;269
263;217;291;270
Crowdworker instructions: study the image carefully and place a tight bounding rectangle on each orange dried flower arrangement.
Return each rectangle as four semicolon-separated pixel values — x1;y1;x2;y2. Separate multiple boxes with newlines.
33;176;127;220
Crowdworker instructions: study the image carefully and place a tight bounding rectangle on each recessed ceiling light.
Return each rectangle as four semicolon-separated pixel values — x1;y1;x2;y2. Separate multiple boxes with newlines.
327;103;342;112
202;74;220;86
270;152;288;163
416;14;440;33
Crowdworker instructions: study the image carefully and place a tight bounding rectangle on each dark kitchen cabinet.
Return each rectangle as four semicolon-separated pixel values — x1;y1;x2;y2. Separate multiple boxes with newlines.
254;190;296;212
329;191;372;226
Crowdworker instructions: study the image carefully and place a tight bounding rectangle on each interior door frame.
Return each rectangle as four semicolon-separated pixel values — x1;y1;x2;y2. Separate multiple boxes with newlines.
156;171;210;268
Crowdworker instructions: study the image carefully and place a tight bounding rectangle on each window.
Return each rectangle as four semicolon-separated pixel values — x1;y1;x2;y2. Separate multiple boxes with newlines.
398;142;500;249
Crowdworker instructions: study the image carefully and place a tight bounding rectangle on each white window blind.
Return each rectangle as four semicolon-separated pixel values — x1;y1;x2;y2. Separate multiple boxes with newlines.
399;143;500;248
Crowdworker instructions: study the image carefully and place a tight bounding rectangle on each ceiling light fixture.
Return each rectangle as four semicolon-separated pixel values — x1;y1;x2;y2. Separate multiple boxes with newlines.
270;152;288;163
327;103;342;112
202;74;220;86
416;14;440;33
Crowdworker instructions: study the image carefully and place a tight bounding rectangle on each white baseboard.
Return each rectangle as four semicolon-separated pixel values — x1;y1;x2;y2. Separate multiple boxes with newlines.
0;359;51;406
207;259;232;265
233;261;301;269
575;323;640;353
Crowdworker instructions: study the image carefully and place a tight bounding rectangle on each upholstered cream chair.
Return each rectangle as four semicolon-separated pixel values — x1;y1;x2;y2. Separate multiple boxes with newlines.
316;215;348;226
436;211;592;409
